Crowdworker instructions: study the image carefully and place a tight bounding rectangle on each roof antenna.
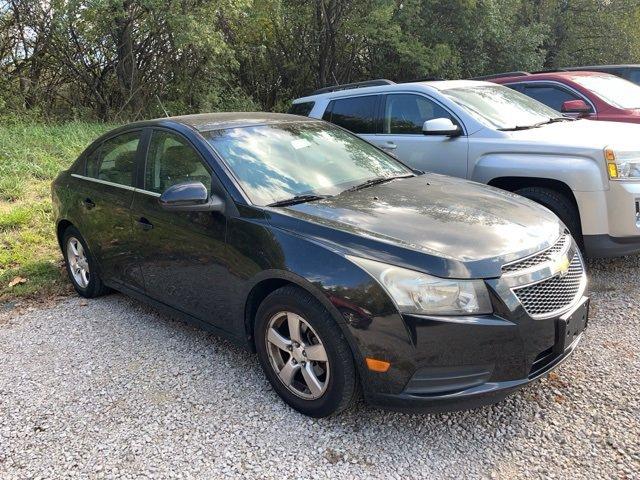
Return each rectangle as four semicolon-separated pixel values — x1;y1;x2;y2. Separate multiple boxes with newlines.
332;72;339;85
156;94;170;117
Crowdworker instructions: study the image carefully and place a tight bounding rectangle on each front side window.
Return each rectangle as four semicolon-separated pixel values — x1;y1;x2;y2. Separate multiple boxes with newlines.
384;94;453;134
323;95;378;134
86;131;140;186
205;121;410;206
569;74;640;109
521;85;585;112
442;84;561;130
628;70;640;85
145;131;211;194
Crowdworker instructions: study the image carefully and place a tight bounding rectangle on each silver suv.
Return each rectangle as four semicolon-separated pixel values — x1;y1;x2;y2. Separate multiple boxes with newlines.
291;79;640;257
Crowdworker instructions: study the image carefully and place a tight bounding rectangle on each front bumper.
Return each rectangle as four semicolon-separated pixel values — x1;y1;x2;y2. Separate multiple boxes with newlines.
363;296;589;413
576;181;640;257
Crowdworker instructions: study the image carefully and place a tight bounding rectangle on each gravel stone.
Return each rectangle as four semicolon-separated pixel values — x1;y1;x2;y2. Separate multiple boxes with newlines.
0;255;639;479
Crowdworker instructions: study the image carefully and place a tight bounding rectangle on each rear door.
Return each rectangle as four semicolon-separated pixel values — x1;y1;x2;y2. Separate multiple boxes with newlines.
321;95;380;145
373;93;469;178
71;130;144;289
130;128;232;330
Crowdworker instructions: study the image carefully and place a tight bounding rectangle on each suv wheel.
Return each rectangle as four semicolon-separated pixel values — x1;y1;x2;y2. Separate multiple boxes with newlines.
515;187;583;250
62;226;109;298
255;285;359;417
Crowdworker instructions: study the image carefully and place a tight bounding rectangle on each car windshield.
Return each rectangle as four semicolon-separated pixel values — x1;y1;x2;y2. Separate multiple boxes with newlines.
442;84;561;130
204;122;411;206
570;74;640;109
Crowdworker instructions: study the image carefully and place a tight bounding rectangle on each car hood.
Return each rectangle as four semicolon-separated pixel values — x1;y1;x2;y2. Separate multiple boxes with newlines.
265;175;562;279
503;119;640;149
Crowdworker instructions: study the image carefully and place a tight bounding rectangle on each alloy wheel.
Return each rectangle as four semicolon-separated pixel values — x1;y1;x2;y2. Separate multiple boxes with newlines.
265;311;330;400
67;237;90;289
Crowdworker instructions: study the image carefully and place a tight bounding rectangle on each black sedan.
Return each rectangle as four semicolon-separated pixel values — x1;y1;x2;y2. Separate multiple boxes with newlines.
52;113;588;417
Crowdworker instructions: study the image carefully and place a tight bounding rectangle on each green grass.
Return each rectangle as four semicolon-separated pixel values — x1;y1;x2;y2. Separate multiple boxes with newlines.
0;121;114;301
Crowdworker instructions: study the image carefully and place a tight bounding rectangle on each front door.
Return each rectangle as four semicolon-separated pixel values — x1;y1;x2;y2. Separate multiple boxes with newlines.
371;93;469;178
131;128;232;330
72;130;144;289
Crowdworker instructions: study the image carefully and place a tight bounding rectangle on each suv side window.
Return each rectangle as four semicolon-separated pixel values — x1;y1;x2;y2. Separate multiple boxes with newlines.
288;101;315;116
383;94;453;134
322;95;378;134
86;131;140;186
521;84;587;112
145;130;211;194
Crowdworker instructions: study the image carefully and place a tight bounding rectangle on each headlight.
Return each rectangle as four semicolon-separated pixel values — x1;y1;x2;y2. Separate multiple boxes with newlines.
348;256;492;315
604;147;640;179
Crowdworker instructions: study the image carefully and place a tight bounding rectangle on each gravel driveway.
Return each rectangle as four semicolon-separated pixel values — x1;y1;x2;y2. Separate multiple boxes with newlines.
1;256;639;479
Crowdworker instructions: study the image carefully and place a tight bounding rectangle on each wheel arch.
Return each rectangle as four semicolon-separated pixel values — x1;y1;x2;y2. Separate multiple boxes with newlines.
488;176;579;208
244;271;344;344
242;270;360;359
56;219;74;250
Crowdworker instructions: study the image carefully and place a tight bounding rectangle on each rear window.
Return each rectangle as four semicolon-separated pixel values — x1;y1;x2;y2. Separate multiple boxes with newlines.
288;102;315;116
322;95;378;134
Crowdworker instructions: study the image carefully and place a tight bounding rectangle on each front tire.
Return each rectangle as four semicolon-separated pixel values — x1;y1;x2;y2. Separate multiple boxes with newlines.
255;285;359;417
62;226;109;298
515;187;584;250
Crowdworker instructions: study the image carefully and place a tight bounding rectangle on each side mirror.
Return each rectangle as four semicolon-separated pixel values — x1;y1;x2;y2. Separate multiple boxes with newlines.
561;99;591;115
422;118;462;137
159;181;224;212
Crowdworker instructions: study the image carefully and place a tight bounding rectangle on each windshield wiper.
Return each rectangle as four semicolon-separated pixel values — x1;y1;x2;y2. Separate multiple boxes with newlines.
342;174;414;194
267;194;330;207
497;124;540;131
547;116;575;122
499;116;575;131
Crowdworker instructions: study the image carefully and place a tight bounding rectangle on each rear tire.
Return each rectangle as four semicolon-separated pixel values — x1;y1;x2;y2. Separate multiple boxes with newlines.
62;226;109;298
255;285;359;417
515;187;584;250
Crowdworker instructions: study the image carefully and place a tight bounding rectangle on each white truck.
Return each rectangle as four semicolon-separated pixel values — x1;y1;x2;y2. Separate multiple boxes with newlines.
291;79;640;257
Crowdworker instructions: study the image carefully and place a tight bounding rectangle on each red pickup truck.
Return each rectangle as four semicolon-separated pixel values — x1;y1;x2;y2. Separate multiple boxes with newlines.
485;70;640;124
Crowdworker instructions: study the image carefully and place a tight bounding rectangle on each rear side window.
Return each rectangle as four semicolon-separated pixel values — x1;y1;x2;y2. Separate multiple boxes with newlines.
144;130;211;194
383;94;454;134
322;95;378;134
288;102;315;116
521;85;586;112
86;131;140;186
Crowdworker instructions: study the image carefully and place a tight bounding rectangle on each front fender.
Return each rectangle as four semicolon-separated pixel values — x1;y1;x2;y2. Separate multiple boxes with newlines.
227;216;418;394
471;153;607;192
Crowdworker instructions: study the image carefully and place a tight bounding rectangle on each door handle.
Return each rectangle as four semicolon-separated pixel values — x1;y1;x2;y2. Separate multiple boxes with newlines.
82;198;96;210
380;142;397;151
136;217;154;231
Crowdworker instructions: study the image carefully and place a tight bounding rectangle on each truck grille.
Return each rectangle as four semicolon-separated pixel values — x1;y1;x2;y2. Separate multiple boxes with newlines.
512;250;586;318
502;234;571;274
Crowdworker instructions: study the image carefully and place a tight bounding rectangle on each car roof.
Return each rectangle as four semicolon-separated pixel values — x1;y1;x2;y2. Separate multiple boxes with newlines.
294;79;492;102
566;64;640;70
128;112;315;133
492;70;618;83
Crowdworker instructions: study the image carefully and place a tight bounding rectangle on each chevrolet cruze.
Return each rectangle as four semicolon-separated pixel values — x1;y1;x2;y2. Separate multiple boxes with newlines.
52;113;589;417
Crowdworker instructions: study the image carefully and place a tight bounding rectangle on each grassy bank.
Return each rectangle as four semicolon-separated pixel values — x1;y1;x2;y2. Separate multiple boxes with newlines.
0;121;112;301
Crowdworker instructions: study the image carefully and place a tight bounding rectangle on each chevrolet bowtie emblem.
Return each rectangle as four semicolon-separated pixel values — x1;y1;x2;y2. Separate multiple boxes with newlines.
552;254;571;277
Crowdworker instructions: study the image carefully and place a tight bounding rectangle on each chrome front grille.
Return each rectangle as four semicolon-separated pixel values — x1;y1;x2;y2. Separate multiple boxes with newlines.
512;250;586;319
502;234;571;274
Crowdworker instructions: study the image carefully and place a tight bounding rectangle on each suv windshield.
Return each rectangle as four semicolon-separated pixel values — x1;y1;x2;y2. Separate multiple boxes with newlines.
570;74;640;109
204;122;411;206
442;84;561;130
